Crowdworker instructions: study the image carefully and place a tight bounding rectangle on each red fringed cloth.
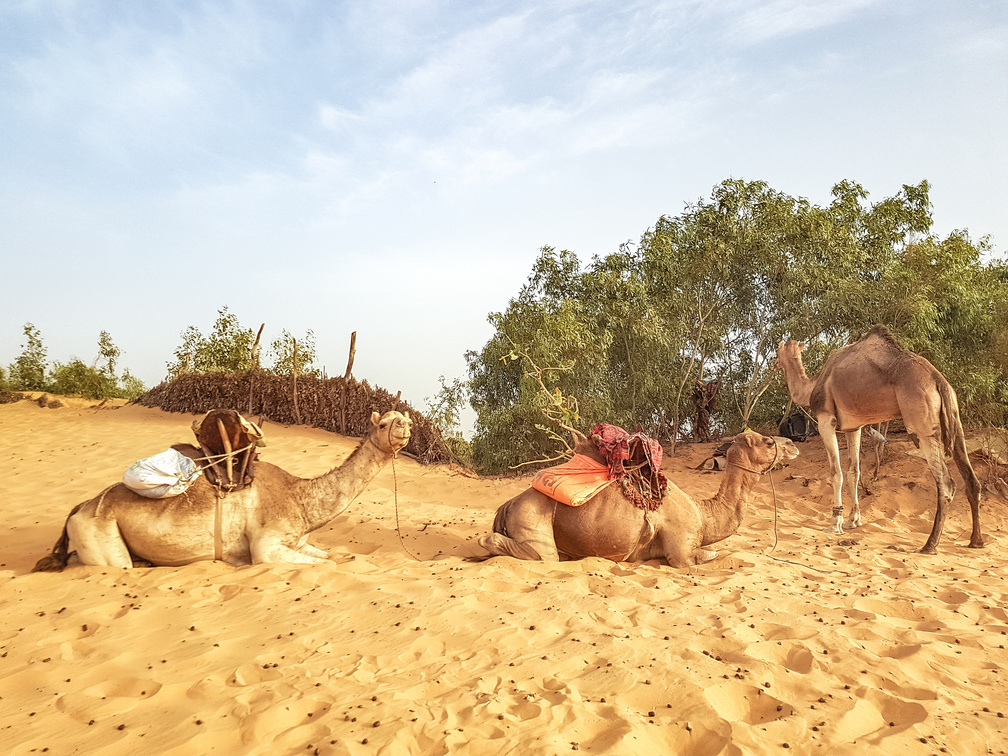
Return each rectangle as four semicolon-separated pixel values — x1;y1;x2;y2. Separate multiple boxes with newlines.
590;423;667;511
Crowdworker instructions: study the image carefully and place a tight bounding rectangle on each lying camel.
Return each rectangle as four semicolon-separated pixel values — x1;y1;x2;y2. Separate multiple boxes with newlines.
776;326;982;553
476;432;798;568
33;410;412;570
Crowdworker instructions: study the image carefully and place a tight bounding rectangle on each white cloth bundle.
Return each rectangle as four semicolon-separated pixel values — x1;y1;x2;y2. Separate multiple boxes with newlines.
122;449;202;498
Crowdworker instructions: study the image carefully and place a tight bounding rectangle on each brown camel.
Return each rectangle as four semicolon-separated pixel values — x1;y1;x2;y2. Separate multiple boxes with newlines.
776;326;982;553
32;410;412;571
476;432;798;568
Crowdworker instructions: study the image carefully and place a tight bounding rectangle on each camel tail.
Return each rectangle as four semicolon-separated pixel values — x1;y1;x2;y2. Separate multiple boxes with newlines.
936;375;982;508
31;501;85;573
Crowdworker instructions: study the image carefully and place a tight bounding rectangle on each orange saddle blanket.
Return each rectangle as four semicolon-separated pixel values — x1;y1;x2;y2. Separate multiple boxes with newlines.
531;454;614;507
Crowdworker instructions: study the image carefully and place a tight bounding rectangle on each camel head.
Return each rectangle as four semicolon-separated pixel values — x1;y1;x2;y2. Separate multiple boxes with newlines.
727;432;799;474
368;410;412;455
775;339;805;367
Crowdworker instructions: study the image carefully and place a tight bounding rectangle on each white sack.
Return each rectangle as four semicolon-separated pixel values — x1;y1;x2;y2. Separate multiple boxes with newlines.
122;449;202;498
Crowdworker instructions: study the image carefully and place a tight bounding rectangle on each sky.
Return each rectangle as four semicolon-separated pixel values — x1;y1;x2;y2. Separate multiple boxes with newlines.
2;1;1007;421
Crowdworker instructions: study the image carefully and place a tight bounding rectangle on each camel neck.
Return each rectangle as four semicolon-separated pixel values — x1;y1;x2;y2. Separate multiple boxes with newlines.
779;354;815;407
298;436;392;532
698;467;760;546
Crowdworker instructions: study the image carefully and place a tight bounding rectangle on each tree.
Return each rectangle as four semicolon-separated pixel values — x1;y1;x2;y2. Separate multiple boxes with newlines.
425;375;473;465
95;330;120;378
8;323;48;391
466;178;1007;474
268;329;320;377
49;359;115;399
167;307;256;377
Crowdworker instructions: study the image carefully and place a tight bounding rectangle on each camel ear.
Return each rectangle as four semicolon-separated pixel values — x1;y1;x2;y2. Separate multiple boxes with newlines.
404;412;411;422
371;411;381;427
798;341;806;351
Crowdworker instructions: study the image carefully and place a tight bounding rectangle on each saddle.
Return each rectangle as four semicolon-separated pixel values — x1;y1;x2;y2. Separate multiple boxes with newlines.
191;409;264;491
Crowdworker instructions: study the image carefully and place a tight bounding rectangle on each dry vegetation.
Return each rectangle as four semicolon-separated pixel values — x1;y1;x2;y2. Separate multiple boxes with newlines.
135;371;459;466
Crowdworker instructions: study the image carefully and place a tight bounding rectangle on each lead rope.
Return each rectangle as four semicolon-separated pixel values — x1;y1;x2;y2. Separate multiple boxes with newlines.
391;452;422;561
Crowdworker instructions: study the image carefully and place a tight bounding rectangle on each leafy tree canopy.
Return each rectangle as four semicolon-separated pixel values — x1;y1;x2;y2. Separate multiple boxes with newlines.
467;178;1008;473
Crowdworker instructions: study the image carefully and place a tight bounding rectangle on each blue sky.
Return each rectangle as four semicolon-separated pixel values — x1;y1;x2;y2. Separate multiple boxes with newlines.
2;1;1006;417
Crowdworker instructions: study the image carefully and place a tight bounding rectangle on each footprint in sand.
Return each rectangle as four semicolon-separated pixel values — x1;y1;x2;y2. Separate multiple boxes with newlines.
56;677;162;721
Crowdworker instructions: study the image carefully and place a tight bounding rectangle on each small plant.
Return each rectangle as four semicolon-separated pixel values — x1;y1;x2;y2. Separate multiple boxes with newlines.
8;323;48;391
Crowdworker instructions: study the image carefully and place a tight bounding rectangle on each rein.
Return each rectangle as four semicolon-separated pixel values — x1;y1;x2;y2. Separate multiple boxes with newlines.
727;439;781;553
390;440;422;562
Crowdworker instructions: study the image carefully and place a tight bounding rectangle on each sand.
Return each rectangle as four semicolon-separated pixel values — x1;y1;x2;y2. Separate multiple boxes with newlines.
1;399;1006;755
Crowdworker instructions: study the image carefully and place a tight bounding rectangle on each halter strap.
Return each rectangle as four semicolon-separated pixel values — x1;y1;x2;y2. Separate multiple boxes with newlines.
726;437;780;475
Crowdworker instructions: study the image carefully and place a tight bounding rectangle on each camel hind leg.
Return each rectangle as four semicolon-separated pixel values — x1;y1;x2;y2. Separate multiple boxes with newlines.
477;496;560;562
66;509;133;568
916;434;954;554
950;434;983;548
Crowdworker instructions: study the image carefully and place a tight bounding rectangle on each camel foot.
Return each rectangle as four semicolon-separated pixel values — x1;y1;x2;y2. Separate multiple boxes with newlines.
967;538;985;549
919;544;937;555
848;512;863;528
823;517;844;535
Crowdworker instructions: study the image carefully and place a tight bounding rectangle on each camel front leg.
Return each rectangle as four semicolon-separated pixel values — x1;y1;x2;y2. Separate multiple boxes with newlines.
295;540;329;559
845;428;863;528
250;535;326;564
818;416;845;534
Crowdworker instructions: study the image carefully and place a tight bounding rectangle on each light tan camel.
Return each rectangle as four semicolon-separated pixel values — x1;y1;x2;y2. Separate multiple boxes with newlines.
776;326;982;553
32;410;412;570
476;432;798;568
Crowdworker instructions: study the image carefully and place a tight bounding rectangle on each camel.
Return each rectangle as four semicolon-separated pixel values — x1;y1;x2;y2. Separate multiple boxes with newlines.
776;326;982;553
475;431;798;568
32;410;412;571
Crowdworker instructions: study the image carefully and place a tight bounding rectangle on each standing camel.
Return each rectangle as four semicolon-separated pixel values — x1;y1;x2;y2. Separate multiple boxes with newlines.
476;432;798;568
776;327;982;553
33;410;412;570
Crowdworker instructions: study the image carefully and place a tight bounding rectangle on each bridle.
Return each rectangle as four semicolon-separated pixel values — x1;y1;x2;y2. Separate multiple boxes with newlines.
726;436;781;476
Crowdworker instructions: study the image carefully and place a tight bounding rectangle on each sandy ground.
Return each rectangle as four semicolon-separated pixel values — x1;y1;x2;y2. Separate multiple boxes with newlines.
1;398;1006;755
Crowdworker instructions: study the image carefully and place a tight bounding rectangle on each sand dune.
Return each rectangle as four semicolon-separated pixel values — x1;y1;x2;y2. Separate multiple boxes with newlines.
1;400;1006;754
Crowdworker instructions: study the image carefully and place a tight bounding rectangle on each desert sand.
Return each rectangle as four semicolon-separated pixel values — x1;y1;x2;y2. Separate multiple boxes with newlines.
1;398;1006;755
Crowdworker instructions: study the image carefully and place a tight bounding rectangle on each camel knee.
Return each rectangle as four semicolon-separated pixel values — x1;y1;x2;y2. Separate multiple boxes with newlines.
692;548;718;564
479;533;543;561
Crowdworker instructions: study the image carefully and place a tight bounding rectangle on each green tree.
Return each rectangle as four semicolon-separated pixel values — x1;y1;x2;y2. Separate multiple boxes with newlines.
8;323;48;391
466;178;1006;474
118;369;147;401
425;375;473;465
467;247;612;471
95;330;120;378
268;329;320;377
167;307;256;377
49;359;116;399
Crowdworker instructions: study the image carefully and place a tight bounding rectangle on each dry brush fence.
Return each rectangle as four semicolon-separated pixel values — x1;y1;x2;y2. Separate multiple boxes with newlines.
135;371;459;466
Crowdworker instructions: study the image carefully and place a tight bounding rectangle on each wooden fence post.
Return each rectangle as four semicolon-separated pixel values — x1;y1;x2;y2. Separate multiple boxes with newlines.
339;331;357;434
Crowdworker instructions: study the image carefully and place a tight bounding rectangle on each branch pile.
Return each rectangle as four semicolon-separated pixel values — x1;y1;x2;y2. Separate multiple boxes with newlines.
135;372;459;466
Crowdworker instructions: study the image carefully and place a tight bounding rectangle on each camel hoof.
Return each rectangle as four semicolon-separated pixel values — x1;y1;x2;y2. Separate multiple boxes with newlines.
919;545;937;555
823;523;844;535
968;539;985;549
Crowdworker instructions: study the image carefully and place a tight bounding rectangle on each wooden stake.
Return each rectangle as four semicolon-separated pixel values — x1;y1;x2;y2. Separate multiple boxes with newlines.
292;336;302;425
339;331;357;434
